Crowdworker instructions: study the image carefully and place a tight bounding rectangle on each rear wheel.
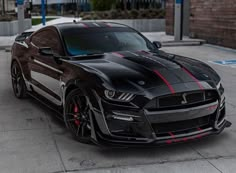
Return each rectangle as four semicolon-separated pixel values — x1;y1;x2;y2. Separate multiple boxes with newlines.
11;61;27;99
64;89;91;143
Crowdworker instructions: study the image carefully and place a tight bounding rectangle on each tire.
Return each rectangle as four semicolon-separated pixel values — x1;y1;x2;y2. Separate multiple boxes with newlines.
64;89;91;143
11;61;27;99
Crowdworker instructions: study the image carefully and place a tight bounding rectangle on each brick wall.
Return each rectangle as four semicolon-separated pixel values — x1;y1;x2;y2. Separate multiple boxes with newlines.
166;0;236;49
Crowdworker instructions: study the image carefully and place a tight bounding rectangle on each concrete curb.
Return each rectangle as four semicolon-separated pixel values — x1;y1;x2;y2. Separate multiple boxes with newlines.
0;46;11;52
5;47;12;52
162;40;206;47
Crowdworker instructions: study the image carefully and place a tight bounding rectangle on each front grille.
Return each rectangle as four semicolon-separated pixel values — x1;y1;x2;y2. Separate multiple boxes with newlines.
152;115;211;134
159;92;205;107
145;90;218;111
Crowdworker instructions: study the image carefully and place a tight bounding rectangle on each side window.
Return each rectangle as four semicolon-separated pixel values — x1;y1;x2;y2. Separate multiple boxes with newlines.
31;29;64;55
31;31;45;47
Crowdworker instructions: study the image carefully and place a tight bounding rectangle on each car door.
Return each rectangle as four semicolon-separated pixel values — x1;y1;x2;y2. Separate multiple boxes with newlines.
28;27;65;106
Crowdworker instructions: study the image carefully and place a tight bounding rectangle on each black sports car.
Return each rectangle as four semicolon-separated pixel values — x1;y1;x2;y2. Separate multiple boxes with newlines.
11;22;231;146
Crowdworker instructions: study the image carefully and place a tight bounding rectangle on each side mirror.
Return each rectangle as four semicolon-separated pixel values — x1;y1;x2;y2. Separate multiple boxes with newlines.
39;47;54;56
153;41;162;49
38;47;64;64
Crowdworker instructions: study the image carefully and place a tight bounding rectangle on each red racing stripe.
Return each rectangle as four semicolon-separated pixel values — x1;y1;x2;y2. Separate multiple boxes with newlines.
196;127;203;138
153;70;175;94
103;22;112;27
182;67;204;90
197;127;202;131
82;23;89;28
168;132;175;138
112;52;124;58
137;50;150;54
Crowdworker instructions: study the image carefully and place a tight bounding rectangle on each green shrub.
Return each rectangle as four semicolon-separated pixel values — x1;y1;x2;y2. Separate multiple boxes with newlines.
130;9;139;18
110;9;118;19
82;14;93;20
92;14;101;20
0;15;17;21
81;8;165;20
91;0;114;11
31;18;56;25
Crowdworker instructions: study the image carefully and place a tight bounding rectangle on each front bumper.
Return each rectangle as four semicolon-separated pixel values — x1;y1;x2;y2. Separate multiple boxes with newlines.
90;91;231;147
93;119;231;147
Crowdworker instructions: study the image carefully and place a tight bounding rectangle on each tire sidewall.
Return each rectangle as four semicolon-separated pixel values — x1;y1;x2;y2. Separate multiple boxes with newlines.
11;61;27;99
64;88;91;144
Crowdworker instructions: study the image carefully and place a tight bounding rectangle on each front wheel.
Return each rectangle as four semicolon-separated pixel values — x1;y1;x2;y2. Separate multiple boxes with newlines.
11;61;27;99
64;89;91;143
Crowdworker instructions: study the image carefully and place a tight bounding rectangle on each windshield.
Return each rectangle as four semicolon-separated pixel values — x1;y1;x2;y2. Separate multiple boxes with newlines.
62;28;155;56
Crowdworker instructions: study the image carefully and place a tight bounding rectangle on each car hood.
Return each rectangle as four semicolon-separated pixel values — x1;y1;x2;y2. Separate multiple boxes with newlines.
69;50;220;97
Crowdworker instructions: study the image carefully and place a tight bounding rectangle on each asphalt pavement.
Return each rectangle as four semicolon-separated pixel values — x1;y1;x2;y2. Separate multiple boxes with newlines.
0;44;236;173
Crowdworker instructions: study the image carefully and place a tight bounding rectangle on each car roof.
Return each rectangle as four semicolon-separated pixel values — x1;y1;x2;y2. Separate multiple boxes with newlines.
54;21;129;30
25;21;130;36
25;17;83;32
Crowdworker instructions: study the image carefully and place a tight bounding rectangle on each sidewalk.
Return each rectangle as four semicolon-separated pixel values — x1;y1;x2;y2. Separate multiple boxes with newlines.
0;36;17;50
143;32;206;46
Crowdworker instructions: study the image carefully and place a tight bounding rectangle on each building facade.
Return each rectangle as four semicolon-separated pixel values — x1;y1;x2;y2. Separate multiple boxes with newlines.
166;0;236;49
0;0;16;13
32;0;79;5
32;0;164;9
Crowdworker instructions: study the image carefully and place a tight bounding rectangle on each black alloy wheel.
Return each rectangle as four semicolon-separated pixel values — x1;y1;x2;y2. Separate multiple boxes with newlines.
64;89;91;143
11;61;27;98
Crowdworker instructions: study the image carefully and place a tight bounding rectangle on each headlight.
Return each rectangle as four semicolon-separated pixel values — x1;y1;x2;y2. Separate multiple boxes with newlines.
217;81;224;95
104;90;134;102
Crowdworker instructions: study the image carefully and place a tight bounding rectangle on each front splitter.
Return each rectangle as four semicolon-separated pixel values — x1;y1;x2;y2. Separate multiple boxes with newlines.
92;120;231;148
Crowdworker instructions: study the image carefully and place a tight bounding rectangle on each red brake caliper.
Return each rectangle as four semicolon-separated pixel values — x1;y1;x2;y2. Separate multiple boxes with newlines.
73;104;80;126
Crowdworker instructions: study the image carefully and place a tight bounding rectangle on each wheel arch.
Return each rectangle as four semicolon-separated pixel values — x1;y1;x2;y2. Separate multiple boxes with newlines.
65;84;78;99
11;58;21;70
64;79;96;104
11;57;26;79
63;81;104;143
63;79;101;112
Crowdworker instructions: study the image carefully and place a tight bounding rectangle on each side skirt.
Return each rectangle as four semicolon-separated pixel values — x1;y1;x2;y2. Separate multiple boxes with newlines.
27;91;64;121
